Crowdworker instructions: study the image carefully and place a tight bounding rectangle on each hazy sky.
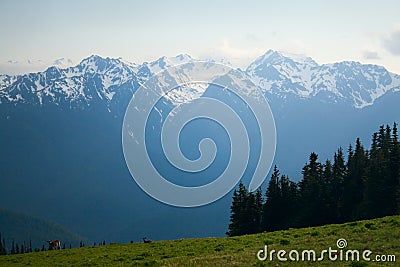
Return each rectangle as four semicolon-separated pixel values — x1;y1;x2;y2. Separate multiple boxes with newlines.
0;0;399;74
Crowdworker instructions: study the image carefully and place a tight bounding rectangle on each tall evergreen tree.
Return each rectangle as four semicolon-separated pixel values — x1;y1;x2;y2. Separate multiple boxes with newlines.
245;191;257;234
342;138;367;221
298;152;324;227
244;191;262;234
279;174;299;229
320;159;335;224
262;165;281;231
389;123;400;214
330;148;346;222
254;188;264;233
362;125;395;218
227;183;260;236
227;188;241;236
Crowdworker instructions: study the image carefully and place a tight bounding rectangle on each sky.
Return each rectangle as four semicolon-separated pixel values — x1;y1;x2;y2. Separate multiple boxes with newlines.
0;0;399;74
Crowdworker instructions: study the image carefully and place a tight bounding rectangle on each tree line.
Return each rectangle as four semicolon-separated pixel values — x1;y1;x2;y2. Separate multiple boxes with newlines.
0;232;107;255
227;123;400;236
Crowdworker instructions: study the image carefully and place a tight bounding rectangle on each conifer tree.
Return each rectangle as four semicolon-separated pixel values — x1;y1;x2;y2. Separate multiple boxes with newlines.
245;191;259;234
330;148;346;222
262;165;281;231
362;125;392;218
279;174;299;229
228;182;265;236
298;152;324;227
342;138;367;221
321;159;335;223
262;165;299;231
227;183;248;236
254;188;264;233
389;123;400;214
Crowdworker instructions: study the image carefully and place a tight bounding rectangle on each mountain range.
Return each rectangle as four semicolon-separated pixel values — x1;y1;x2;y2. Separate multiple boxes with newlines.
2;50;400;110
1;50;400;242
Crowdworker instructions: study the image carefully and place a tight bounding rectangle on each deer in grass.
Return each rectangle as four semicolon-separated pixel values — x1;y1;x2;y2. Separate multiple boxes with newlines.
47;240;61;250
142;237;152;243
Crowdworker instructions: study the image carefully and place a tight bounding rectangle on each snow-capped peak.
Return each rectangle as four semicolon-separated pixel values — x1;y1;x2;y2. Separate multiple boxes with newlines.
249;50;317;68
145;54;194;74
247;50;400;108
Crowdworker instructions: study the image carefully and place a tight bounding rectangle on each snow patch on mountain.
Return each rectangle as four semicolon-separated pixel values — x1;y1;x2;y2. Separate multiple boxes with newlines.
164;83;209;105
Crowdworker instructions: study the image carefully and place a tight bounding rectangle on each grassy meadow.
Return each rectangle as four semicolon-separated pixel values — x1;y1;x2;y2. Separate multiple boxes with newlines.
1;215;399;266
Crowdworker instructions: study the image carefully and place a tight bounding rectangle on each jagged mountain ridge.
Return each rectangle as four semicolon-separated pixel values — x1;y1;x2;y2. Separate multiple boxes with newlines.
1;51;400;109
0;55;139;108
247;50;400;108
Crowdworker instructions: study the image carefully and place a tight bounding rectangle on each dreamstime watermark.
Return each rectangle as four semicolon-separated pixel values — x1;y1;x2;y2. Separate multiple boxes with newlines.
257;238;396;263
122;62;276;207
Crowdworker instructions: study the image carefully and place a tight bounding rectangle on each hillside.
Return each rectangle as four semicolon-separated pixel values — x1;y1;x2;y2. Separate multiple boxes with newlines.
0;209;91;250
1;215;398;266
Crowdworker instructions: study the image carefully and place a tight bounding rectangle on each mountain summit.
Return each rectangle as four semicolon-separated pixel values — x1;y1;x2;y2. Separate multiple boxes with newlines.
247;50;400;108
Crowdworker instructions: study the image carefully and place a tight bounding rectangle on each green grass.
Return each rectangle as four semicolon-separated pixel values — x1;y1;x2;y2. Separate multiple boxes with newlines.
1;216;399;266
